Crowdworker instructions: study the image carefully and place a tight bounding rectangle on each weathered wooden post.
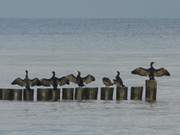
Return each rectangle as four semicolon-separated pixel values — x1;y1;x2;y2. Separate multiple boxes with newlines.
0;89;22;101
75;88;86;100
0;89;2;100
87;87;98;100
75;88;98;100
14;89;22;101
37;88;60;101
52;89;60;101
145;80;157;102
23;89;34;101
62;88;74;100
130;87;143;100
116;87;128;100
101;87;114;100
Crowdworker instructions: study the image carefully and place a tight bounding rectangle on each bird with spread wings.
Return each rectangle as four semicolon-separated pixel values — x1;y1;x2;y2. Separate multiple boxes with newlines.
11;70;41;90
65;71;95;87
131;62;170;80
40;71;69;90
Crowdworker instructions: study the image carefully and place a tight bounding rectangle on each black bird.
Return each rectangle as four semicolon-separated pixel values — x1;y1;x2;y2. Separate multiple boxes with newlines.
102;77;113;87
40;71;69;90
131;62;170;80
66;71;95;87
11;70;40;90
113;71;125;87
76;71;84;87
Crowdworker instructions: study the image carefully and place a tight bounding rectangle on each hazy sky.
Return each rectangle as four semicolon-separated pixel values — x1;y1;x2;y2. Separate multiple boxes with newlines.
0;0;180;18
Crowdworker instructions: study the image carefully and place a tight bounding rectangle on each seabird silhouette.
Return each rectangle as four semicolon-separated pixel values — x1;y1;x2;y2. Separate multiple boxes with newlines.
131;62;170;80
66;71;95;87
11;70;40;90
40;71;69;90
102;77;113;87
113;71;125;87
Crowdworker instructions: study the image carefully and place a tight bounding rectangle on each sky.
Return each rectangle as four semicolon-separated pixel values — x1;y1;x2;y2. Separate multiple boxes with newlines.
0;0;180;18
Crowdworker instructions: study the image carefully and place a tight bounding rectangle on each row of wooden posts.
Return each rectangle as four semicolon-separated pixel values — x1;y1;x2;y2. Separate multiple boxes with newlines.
0;80;157;102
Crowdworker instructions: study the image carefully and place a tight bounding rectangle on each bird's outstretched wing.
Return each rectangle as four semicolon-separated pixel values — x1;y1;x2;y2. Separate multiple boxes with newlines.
154;68;170;77
102;77;113;87
131;67;149;76
11;78;25;87
83;74;95;84
58;76;70;86
65;74;77;83
30;78;41;86
40;78;52;87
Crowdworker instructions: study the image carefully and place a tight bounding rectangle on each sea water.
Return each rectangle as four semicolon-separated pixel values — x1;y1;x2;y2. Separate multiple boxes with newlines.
0;18;180;135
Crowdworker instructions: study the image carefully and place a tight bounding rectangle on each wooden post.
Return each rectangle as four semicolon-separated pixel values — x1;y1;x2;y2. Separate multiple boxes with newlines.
101;87;114;100
130;87;143;100
37;88;60;101
75;88;98;100
23;89;34;101
62;88;74;100
75;88;85;100
0;89;2;100
116;87;128;100
87;87;98;100
14;90;22;101
0;89;22;101
146;80;157;102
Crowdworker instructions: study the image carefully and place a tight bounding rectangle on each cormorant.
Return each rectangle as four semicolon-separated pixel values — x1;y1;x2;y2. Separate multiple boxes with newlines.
40;71;69;90
102;77;113;87
131;62;170;80
11;70;40;90
66;71;95;87
113;71;125;87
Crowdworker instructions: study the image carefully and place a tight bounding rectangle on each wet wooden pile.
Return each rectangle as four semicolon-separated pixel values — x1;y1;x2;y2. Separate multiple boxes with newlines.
0;80;157;102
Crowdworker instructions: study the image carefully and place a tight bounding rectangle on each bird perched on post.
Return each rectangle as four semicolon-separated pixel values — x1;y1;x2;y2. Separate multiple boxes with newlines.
131;62;170;80
102;77;113;87
11;70;41;90
66;71;95;87
113;71;125;87
40;71;70;90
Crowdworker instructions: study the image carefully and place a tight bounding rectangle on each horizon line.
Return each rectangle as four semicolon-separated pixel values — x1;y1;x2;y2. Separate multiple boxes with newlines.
0;17;180;20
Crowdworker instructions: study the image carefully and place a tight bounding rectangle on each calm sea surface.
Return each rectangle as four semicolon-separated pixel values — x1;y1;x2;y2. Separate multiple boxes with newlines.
0;18;180;135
